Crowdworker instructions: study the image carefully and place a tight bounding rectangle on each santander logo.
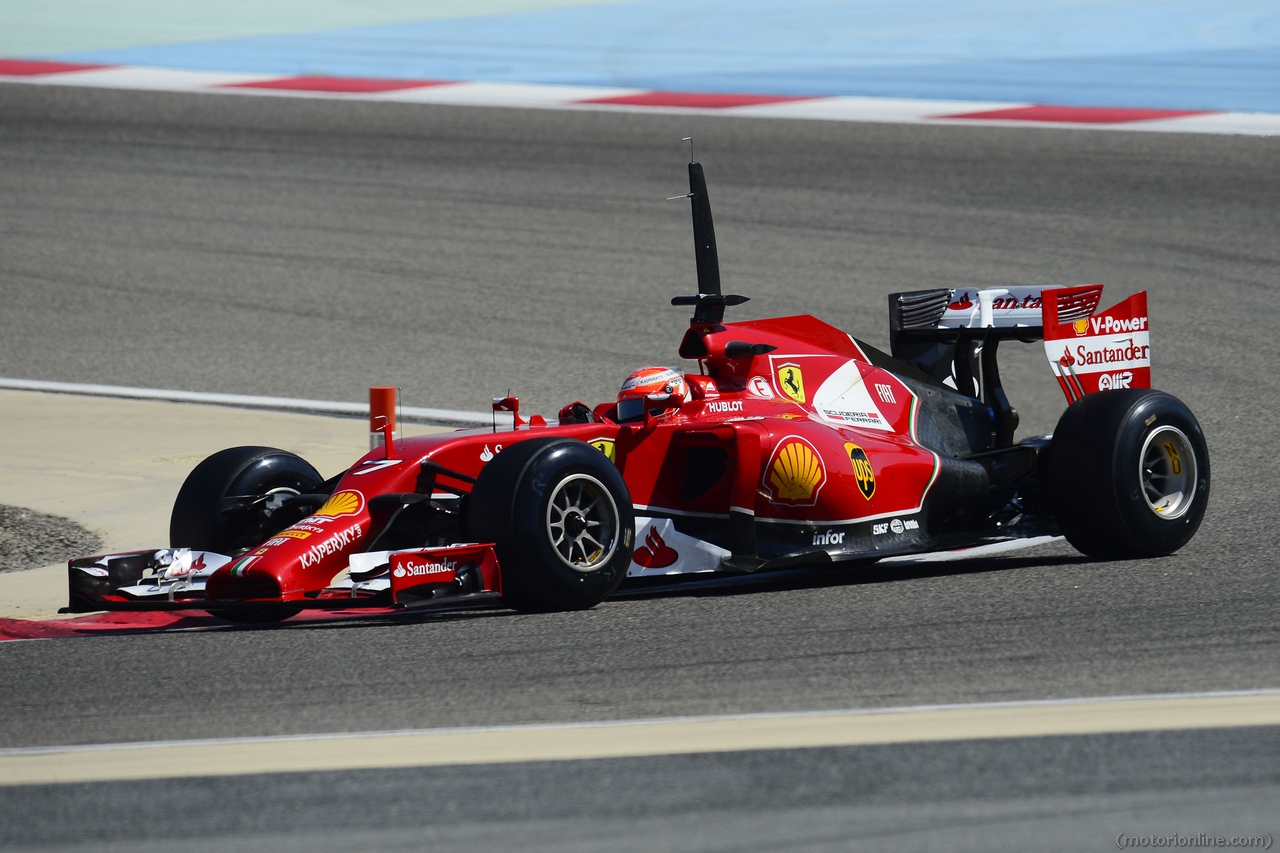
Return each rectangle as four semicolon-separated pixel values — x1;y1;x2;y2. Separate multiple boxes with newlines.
632;528;679;569
393;558;457;579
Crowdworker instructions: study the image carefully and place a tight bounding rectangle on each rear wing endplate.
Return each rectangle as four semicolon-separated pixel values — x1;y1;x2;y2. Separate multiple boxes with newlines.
888;284;1151;408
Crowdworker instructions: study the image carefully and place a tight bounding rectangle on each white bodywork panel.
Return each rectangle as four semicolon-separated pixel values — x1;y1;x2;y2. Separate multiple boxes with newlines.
627;517;730;578
811;359;892;431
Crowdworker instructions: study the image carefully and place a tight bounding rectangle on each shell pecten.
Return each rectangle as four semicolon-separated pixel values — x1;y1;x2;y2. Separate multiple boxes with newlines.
768;439;825;504
314;490;363;519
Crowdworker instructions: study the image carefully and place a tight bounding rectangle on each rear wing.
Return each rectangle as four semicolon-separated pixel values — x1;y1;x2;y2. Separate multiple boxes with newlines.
1042;288;1150;403
887;284;1151;419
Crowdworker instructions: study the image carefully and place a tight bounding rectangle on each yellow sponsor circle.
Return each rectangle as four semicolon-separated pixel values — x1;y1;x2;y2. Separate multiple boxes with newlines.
844;443;876;500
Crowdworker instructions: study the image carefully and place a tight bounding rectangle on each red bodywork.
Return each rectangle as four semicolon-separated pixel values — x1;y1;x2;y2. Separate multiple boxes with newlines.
193;313;940;603
64;154;1174;617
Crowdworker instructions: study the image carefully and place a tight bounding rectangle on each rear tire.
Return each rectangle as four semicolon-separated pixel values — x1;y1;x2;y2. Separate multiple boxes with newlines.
1048;389;1209;559
467;438;634;612
170;446;323;554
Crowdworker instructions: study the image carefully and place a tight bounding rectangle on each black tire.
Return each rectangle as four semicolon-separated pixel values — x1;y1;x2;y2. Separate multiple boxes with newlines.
467;438;634;612
170;446;323;554
1048;389;1209;559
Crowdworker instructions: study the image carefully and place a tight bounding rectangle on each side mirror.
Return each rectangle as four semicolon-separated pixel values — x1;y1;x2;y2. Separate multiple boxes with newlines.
723;341;777;360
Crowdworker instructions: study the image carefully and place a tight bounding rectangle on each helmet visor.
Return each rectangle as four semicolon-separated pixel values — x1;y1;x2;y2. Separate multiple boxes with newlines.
616;397;646;422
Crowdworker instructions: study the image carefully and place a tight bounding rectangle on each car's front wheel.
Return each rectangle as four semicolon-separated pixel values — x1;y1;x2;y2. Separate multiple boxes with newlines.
171;446;324;624
1048;389;1209;559
467;438;634;612
170;445;324;554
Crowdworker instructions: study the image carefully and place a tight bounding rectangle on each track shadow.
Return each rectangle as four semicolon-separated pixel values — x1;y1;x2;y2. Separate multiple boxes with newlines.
613;552;1093;601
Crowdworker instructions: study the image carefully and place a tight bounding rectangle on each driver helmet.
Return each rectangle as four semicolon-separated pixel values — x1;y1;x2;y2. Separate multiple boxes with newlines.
616;367;689;422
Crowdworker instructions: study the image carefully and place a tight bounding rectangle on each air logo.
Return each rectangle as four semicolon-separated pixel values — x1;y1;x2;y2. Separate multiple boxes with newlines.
845;443;876;500
1097;372;1133;390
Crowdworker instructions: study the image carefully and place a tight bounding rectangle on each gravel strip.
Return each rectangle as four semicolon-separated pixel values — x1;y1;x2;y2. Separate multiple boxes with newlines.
0;505;101;573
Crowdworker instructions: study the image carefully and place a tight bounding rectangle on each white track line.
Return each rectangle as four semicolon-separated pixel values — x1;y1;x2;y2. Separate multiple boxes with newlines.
2;689;1277;785
0;378;502;426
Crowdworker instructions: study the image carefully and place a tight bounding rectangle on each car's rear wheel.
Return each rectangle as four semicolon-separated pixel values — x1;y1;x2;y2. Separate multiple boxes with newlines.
1048;389;1209;559
467;438;634;612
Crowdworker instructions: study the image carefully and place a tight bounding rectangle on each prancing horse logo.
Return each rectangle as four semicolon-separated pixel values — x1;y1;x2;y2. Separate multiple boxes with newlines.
776;363;805;404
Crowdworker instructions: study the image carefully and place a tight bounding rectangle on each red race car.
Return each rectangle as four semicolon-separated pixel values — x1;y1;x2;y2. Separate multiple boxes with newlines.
66;154;1210;620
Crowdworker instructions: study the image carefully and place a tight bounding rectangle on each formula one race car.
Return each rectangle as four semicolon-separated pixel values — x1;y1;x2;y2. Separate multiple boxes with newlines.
66;154;1210;620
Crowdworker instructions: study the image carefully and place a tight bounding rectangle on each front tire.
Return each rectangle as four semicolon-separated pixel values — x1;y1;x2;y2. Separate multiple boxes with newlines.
1048;389;1209;559
467;438;634;612
170;446;323;554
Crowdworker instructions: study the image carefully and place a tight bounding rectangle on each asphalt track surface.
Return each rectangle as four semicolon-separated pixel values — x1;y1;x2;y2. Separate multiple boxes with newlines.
1;83;1278;848
3;729;1277;852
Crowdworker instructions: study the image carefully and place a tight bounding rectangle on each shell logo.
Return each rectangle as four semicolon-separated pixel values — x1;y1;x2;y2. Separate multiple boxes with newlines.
765;437;826;506
1072;318;1090;336
313;490;364;519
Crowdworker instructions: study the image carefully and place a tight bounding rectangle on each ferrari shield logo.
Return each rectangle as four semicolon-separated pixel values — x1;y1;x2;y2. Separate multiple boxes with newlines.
776;363;805;404
845;443;876;500
589;437;616;464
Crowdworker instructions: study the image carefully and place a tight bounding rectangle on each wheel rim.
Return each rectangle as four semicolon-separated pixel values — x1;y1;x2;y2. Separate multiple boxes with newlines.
545;474;620;573
1139;426;1197;520
263;487;300;511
